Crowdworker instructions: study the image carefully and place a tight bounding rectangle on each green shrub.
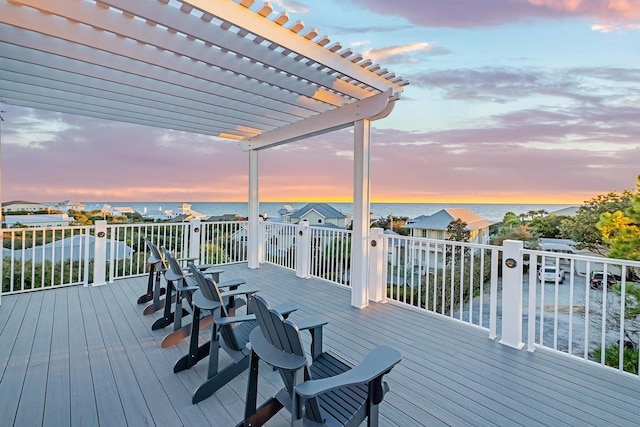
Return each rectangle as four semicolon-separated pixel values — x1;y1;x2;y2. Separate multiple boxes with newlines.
592;344;639;374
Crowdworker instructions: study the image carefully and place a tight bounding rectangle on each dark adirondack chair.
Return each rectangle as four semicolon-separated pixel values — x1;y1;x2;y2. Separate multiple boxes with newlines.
137;237;167;305
141;239;217;317
240;295;401;427
157;248;245;347
177;264;298;404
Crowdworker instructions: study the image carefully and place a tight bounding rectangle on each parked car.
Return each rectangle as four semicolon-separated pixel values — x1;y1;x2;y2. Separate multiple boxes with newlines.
538;266;566;284
590;271;617;289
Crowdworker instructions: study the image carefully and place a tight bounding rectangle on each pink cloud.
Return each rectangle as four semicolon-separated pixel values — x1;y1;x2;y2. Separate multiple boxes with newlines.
349;0;640;28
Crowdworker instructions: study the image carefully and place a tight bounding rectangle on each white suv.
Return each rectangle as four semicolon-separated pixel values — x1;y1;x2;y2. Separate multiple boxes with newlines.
538;266;565;284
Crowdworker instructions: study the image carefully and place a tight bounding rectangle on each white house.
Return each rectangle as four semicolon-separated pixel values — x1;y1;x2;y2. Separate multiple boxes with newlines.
288;203;352;229
2;200;51;213
4;214;73;228
404;208;493;244
401;208;494;275
52;200;86;212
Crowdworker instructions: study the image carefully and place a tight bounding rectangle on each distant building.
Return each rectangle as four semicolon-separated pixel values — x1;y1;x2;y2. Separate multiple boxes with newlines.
404;208;493;245
401;208;494;275
176;203;206;220
287;203;352;229
2;200;51;213
2;235;133;263
53;200;86;212
4;214;73;228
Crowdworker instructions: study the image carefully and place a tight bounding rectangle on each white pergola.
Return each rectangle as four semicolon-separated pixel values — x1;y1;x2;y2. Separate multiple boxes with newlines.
0;0;407;308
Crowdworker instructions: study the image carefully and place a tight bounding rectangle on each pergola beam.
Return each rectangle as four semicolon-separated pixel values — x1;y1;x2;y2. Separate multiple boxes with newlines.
240;89;397;151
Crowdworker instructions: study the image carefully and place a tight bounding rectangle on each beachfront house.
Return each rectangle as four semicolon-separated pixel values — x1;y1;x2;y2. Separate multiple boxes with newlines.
288;203;352;228
404;208;493;244
1;200;51;213
52;200;87;212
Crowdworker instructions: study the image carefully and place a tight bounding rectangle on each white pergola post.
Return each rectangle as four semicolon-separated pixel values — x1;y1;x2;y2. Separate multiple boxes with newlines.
351;119;371;308
248;149;260;269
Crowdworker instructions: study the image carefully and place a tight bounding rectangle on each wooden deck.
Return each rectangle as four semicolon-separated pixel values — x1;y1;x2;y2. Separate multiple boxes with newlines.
1;263;640;426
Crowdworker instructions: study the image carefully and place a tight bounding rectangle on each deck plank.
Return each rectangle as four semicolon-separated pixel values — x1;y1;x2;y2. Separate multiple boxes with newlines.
14;290;53;427
2;262;640;427
43;288;71;427
67;286;100;427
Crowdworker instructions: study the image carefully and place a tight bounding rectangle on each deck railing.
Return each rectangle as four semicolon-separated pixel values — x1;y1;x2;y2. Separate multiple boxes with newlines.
260;221;297;270
1;220;248;293
1;225;91;292
381;234;501;336
521;247;640;375
3;218;640;377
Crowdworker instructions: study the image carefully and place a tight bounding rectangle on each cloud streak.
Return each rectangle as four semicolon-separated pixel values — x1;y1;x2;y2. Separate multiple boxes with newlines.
349;0;640;28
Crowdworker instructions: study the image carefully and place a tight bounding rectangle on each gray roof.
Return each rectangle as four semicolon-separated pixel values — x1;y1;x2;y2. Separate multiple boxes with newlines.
3;235;133;262
293;203;346;220
404;208;493;232
549;206;579;216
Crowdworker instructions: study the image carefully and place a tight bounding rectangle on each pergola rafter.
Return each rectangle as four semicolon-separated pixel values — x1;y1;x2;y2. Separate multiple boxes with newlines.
0;0;407;308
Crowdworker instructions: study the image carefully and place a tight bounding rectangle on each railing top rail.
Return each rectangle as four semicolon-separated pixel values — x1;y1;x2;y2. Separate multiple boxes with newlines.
522;248;640;268
381;234;502;251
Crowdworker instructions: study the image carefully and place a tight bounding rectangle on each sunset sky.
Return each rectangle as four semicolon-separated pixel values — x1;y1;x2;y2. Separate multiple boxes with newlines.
1;0;639;204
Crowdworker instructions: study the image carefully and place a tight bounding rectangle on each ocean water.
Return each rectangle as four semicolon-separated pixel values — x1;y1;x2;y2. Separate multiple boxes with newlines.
86;201;575;223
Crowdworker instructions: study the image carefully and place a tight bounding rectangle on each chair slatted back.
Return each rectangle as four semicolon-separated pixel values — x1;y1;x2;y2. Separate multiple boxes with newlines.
161;248;187;283
144;238;165;269
252;295;322;422
188;264;243;352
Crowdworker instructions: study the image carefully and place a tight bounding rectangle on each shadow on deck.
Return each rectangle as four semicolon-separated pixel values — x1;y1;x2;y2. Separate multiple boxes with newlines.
1;263;639;426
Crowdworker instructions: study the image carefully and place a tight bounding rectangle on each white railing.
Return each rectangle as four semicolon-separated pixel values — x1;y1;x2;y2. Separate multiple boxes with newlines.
522;248;640;376
199;220;249;266
106;222;191;281
4;218;640;378
261;222;297;270
382;234;501;336
1;225;92;292
1;220;249;294
308;226;352;287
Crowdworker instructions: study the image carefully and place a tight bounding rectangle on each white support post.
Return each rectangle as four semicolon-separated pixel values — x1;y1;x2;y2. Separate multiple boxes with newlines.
189;219;201;262
351;119;371;308
296;220;311;278
368;227;385;303
92;220;108;286
500;240;525;349
248;149;260;269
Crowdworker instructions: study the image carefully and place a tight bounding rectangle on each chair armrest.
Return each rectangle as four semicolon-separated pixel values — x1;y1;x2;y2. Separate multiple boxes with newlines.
215;313;256;326
295;315;328;331
176;257;198;263
294;346;401;399
218;278;247;289
273;301;299;318
220;286;261;299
